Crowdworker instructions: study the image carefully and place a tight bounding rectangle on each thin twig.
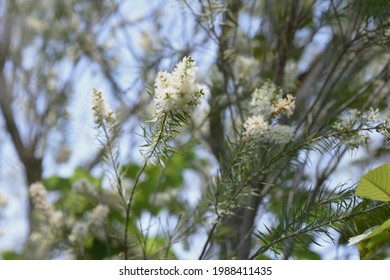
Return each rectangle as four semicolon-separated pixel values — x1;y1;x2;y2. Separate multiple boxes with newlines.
198;216;221;260
124;113;168;260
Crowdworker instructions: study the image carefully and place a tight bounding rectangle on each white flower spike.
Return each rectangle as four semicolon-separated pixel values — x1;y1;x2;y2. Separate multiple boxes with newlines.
154;57;204;115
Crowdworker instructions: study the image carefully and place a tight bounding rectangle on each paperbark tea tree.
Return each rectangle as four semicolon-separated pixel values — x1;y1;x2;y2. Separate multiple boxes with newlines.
1;0;390;260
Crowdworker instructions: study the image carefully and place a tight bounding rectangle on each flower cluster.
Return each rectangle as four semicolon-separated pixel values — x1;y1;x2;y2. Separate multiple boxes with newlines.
30;182;64;226
27;182;65;258
68;221;89;246
243;80;295;144
68;204;110;246
154;56;204;115
88;204;110;228
380;113;390;148
87;204;110;241
30;182;53;219
232;55;261;85
91;88;116;128
333;108;390;148
271;94;295;117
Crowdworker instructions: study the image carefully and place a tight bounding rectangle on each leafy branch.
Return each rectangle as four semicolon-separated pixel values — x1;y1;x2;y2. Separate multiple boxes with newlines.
251;192;389;259
123;112;168;259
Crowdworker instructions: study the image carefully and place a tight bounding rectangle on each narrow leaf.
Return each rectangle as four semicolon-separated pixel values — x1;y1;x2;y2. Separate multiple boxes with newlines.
348;217;390;246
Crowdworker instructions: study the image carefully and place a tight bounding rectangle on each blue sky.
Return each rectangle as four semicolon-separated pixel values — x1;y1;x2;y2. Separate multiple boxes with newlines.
1;0;388;259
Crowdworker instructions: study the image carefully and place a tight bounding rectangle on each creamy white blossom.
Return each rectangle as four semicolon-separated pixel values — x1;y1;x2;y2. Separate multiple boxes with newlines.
30;182;51;213
244;81;295;144
29;182;64;228
69;221;89;246
91;88;116;127
333;109;360;132
343;132;369;147
88;204;109;228
87;204;109;241
284;61;298;91
244;116;294;144
271;94;296;117
243;115;269;138
27;183;66;259
232;55;261;84
363;108;380;125
250;80;283;119
332;108;388;148
382;116;390;149
268;125;294;144
154;57;204;115
28;231;53;259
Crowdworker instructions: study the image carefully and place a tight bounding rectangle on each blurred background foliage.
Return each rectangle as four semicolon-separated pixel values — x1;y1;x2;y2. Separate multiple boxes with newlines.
0;0;390;259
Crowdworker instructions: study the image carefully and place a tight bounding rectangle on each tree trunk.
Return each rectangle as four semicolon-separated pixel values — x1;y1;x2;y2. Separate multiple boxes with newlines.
24;156;43;235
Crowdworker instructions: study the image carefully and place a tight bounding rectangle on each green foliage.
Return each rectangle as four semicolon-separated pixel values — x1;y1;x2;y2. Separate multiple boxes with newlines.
44;168;102;216
1;250;24;260
355;164;390;202
347;164;390;258
363;0;390;22
251;184;357;259
123;152;194;216
349;215;390;259
2;0;390;261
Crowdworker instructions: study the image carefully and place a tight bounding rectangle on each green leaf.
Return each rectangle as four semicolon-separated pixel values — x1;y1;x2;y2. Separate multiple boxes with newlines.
348;225;379;246
1;250;23;260
338;201;390;245
348;217;390;246
348;217;390;259
355;164;390;202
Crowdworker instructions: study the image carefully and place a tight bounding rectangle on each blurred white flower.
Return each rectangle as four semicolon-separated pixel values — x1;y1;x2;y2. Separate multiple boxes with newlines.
87;204;109;241
334;109;361;131
363;108;380;124
244;80;295;144
250;80;283;119
332;108;388;148
29;182;63;228
28;231;52;259
283;61;298;91
30;182;51;213
268;125;294;144
244;116;294;144
343;132;369;147
243;115;269;138
69;221;89;246
88;204;109;228
232;55;261;84
91;88;116;128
